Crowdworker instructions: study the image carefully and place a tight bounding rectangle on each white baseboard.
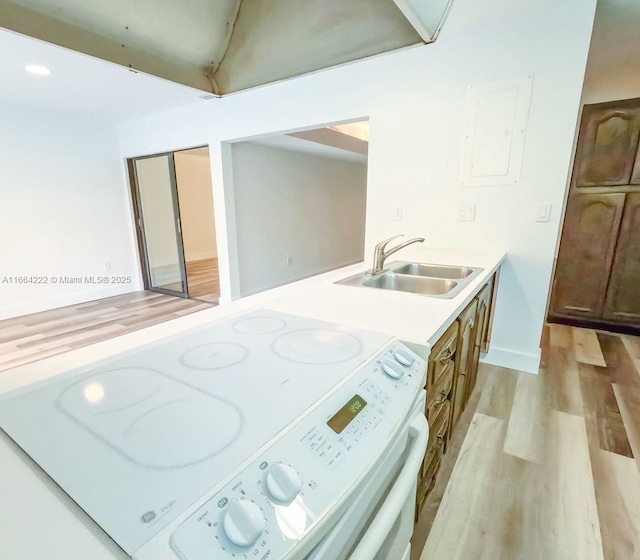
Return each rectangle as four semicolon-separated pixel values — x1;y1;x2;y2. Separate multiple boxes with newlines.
481;346;541;374
0;285;141;320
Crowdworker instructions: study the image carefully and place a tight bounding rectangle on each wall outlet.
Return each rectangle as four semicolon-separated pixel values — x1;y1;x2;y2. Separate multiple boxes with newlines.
457;204;476;222
392;206;403;221
536;204;552;222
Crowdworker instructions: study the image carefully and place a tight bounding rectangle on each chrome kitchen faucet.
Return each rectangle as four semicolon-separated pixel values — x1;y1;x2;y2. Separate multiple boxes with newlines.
370;235;425;275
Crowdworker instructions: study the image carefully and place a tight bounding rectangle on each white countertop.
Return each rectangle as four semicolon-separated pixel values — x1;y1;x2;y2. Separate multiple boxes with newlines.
0;247;504;396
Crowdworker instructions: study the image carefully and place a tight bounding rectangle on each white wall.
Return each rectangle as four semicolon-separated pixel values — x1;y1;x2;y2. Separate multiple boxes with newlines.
231;142;367;296
117;0;597;373
174;151;218;262
0;103;140;320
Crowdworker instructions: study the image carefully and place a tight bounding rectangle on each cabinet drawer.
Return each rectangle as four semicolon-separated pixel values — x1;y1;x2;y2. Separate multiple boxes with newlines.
427;399;450;451
429;323;458;388
426;359;454;410
420;437;444;489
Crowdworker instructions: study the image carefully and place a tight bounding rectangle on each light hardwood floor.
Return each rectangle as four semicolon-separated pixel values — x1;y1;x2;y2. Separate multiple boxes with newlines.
413;323;640;560
186;258;220;303
158;258;220;304
0;291;214;373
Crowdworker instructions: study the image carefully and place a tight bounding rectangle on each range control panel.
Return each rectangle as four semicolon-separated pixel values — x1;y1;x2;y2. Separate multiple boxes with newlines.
169;341;426;560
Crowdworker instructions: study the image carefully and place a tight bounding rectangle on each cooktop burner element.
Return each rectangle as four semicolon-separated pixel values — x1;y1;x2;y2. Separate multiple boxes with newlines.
0;310;392;555
58;368;243;469
232;316;287;335
180;342;248;370
272;329;363;364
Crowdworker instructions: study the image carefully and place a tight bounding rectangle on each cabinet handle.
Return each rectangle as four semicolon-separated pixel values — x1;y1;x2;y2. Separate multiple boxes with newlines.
434;391;447;405
438;348;454;362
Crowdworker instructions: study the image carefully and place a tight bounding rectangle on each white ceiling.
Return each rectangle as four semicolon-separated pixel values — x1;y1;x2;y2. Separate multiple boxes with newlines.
0;28;207;121
246;133;368;164
440;0;562;38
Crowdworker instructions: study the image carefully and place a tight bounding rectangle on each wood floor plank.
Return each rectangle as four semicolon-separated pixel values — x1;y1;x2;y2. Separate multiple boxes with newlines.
574;328;607;367
474;365;518;420
598;333;640;388
579;364;634;458
541;323;551;367
543;343;584;416
503;370;548;463
549;323;574;349
542;411;604;560
590;449;640;560
613;384;640;476
421;413;506;560
0;325;34;342
621;336;640;383
186;258;220;302
473;453;540;559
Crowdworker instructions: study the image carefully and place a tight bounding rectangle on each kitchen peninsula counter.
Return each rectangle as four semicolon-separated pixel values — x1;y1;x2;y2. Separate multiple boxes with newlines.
0;247;505;395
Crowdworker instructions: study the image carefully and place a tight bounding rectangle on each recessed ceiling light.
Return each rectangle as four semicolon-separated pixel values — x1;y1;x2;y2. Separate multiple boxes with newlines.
24;65;51;76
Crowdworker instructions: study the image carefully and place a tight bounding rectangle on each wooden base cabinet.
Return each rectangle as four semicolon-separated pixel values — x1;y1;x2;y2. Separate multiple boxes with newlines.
414;271;499;524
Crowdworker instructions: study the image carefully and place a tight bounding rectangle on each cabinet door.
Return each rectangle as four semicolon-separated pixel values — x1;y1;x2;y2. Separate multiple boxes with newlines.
481;272;498;352
550;193;625;318
467;284;491;403
450;300;477;431
603;193;640;322
574;103;640;187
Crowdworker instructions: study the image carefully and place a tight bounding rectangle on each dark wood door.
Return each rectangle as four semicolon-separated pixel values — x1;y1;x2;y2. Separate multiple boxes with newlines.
450;299;477;431
574;102;640;187
603;193;640;323
550;193;625;319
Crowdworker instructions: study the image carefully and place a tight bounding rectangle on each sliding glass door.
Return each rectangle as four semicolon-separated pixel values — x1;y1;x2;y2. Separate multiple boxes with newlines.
131;154;188;297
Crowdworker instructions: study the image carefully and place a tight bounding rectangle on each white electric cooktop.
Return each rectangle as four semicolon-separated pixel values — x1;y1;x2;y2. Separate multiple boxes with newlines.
0;310;392;555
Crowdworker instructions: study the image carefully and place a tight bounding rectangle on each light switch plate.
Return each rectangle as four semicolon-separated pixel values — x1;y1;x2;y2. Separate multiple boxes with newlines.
458;204;476;222
392;206;403;221
536;204;552;222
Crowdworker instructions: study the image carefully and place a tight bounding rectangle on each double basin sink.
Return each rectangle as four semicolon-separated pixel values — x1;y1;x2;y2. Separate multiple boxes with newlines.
336;261;483;299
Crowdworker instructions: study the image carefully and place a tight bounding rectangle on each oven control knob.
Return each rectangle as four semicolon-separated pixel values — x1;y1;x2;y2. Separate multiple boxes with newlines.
266;462;303;504
394;349;416;367
223;499;265;547
381;360;404;379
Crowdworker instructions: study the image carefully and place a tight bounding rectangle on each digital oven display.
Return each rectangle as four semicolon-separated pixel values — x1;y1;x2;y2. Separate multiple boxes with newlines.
327;394;367;434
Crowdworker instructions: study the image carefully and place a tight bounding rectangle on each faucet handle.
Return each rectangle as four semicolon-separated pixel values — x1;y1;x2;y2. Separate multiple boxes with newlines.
375;234;404;252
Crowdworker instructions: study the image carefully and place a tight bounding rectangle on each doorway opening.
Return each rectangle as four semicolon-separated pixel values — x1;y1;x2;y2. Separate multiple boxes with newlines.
128;146;220;305
226;119;369;297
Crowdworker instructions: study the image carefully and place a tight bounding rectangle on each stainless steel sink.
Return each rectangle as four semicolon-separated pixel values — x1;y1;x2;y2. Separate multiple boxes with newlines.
363;274;458;295
336;261;484;299
390;262;475;279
